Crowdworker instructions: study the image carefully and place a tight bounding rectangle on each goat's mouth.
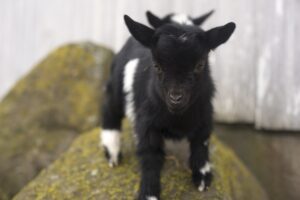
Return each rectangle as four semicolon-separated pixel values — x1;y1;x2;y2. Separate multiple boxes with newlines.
166;102;187;114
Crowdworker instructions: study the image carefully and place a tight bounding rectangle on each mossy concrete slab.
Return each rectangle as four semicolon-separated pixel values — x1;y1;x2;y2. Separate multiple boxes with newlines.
14;123;268;200
0;43;114;199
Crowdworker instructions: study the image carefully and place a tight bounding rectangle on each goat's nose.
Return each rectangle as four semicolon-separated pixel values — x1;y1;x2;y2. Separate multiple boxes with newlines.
169;92;183;104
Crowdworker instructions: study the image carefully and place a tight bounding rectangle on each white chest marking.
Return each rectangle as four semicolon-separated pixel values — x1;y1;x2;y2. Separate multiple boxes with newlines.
123;58;139;123
171;14;193;25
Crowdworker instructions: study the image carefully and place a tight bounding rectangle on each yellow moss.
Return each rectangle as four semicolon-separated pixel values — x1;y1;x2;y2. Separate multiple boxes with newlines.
1;42;267;200
0;43;114;199
14;124;268;200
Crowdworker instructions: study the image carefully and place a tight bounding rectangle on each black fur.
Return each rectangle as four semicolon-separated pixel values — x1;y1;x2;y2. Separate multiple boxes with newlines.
146;10;214;28
101;13;235;200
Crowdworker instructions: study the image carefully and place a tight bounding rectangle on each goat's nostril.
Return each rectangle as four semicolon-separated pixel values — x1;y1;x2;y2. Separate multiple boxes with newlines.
169;93;183;102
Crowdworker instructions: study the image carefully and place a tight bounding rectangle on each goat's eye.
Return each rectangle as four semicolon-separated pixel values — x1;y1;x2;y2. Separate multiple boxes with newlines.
194;63;205;74
154;64;163;74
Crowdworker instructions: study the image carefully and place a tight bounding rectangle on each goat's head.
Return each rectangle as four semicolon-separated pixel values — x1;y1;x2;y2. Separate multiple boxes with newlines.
124;15;235;114
146;10;214;28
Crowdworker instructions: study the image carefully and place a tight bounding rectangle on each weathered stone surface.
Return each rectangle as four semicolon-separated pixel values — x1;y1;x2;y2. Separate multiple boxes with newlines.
1;41;268;200
0;43;114;199
14;124;268;200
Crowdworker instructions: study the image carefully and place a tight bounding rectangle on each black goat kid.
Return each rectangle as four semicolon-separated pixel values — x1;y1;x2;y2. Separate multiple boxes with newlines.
101;13;235;200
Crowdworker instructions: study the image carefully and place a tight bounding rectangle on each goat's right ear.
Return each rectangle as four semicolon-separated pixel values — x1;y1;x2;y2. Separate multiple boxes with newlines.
124;15;155;48
146;11;163;28
205;22;236;49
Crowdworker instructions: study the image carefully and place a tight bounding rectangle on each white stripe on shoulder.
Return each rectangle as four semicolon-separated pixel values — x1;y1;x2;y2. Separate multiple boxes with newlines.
123;58;139;123
171;14;193;25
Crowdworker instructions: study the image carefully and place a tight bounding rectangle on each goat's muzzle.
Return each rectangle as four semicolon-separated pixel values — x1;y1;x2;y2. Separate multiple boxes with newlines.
166;90;188;114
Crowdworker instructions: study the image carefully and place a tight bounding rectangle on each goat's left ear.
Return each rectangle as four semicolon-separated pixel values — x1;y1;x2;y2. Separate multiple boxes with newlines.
205;22;236;49
124;15;155;48
192;10;214;26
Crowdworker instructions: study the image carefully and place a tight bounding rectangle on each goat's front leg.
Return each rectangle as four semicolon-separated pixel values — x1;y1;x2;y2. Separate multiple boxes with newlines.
136;128;164;200
188;126;212;192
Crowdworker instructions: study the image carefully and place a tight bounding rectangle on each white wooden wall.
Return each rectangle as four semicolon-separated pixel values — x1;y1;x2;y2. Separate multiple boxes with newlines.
0;0;299;130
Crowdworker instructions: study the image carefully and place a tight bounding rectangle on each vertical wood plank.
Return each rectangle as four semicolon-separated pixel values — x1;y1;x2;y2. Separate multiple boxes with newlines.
212;0;257;123
255;0;300;130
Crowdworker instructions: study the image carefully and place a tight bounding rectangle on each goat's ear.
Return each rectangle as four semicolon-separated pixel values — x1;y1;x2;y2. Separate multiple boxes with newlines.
146;11;163;28
192;10;214;26
205;22;236;49
124;15;155;48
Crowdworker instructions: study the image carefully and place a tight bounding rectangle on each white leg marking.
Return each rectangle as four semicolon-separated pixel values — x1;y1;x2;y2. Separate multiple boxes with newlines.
101;129;121;167
171;14;193;25
200;161;211;175
146;196;158;200
198;180;205;192
123;58;139;123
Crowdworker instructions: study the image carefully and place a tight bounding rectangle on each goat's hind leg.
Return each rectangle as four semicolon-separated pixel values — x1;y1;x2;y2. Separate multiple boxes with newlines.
100;82;123;167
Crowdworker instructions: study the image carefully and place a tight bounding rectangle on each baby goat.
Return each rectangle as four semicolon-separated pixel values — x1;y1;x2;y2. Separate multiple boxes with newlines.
101;13;235;200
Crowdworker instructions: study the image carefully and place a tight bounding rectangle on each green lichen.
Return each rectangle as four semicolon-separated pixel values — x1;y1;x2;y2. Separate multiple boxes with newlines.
0;42;114;199
14;122;268;200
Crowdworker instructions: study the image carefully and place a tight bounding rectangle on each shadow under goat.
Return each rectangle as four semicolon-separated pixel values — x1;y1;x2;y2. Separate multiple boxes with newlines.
100;13;235;200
